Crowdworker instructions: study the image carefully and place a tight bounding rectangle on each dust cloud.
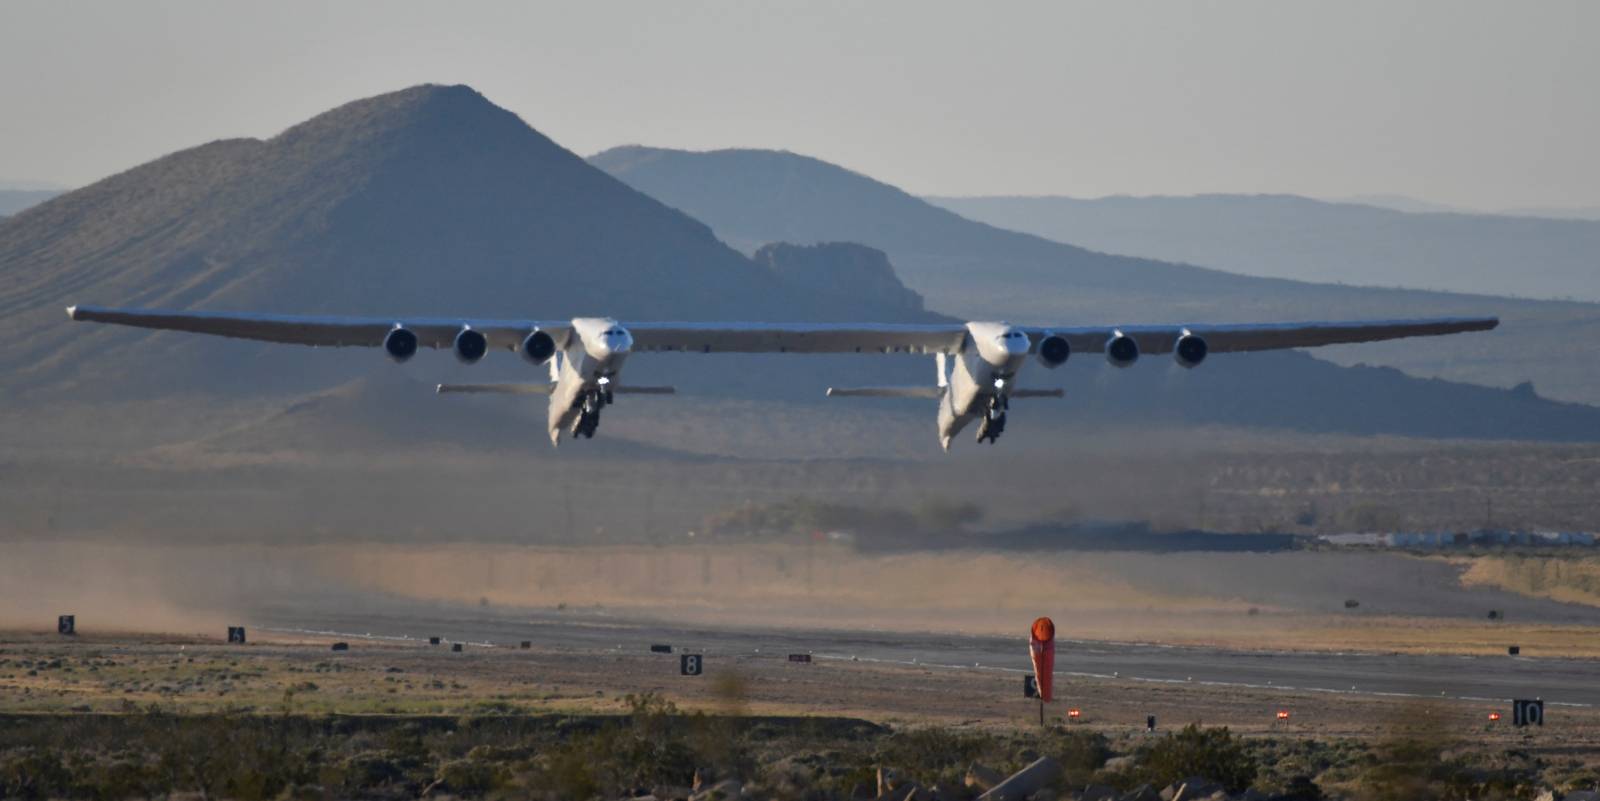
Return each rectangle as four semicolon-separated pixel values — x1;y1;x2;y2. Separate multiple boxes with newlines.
4;539;1593;648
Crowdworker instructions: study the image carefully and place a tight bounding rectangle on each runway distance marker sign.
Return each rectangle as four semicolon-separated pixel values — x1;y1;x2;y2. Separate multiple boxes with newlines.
680;654;703;676
1514;699;1544;727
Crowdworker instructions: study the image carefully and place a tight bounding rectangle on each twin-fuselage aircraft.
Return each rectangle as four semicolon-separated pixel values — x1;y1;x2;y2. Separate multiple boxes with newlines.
66;305;1497;449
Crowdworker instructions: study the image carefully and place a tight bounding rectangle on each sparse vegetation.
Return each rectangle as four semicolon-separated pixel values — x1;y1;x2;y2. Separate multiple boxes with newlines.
0;711;1585;800
1134;724;1259;792
1457;554;1600;607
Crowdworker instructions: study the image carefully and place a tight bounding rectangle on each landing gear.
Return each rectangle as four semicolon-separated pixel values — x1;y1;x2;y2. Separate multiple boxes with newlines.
976;394;1008;444
570;388;610;439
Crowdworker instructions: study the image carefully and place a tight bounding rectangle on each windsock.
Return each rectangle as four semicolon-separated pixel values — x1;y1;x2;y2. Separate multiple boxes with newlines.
1029;616;1056;702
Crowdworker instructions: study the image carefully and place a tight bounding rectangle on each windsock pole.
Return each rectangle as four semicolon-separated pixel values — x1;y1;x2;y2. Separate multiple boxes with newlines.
1029;616;1056;727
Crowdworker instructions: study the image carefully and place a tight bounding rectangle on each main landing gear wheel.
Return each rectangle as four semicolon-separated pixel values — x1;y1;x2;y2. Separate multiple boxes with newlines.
572;390;605;439
976;395;1008;444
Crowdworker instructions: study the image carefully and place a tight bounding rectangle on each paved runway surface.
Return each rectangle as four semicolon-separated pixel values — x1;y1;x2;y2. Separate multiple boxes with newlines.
257;602;1600;709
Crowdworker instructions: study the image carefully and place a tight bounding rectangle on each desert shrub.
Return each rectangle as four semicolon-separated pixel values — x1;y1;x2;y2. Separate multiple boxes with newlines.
520;696;705;798
0;749;73;800
1136;724;1258;792
433;757;508;796
876;727;992;789
1247;737;1349;797
1042;728;1112;776
335;752;408;792
81;757;164;800
1352;740;1538;801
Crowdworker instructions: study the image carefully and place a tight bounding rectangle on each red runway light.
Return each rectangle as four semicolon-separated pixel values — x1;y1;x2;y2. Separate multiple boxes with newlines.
1276;710;1291;720
1067;708;1081;719
1488;712;1502;722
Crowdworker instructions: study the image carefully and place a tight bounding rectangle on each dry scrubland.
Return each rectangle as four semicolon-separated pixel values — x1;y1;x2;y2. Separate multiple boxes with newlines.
6;540;1600;656
4;632;1600;800
8;390;1600;545
1458;556;1600;607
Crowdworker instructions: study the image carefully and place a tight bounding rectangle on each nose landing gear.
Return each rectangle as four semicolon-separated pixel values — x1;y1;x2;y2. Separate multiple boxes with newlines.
570;387;613;439
976;394;1008;444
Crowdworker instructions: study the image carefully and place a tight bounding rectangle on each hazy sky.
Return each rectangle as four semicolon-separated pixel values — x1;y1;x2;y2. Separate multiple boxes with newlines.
3;1;1596;209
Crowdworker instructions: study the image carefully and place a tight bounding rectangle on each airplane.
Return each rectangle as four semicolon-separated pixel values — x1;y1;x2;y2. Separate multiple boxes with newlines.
65;305;1497;449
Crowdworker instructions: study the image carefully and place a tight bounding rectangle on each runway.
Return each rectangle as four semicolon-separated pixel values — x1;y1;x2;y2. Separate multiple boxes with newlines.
256;602;1600;709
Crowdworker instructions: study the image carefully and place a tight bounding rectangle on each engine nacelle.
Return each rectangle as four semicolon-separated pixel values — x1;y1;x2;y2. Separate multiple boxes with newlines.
521;330;557;364
384;326;418;363
1174;333;1208;368
1035;334;1070;369
1105;332;1139;368
454;327;488;364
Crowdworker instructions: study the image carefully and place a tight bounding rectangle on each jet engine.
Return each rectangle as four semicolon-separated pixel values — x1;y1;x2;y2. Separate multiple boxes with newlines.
521;330;557;364
454;327;488;364
384;326;418;363
1105;332;1139;368
1035;334;1071;369
1174;333;1208;368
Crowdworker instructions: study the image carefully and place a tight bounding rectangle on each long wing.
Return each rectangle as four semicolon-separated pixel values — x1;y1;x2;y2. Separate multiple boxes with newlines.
625;322;968;354
67;305;1496;356
1029;317;1499;355
67;305;570;351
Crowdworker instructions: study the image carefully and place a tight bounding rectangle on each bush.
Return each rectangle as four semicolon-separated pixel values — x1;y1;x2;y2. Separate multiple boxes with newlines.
876;728;991;788
1045;729;1112;776
1137;724;1258;792
0;749;73;800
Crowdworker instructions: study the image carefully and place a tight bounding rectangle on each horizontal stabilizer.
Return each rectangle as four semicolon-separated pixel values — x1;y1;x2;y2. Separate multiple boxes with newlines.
437;383;555;395
826;386;944;399
436;383;675;395
826;386;1063;399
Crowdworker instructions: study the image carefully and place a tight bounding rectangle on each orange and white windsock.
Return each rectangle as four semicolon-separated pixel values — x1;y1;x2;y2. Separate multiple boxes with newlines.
1029;616;1056;702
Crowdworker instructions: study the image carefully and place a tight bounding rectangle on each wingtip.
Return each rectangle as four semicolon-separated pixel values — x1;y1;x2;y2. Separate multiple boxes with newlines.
65;305;79;320
434;384;445;394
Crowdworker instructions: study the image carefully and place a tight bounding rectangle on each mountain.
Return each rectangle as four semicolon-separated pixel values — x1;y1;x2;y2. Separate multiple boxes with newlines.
0;189;59;216
589;146;1600;405
752;242;925;314
925;194;1600;302
0;86;941;401
1500;205;1600;222
2;86;1598;454
1333;194;1468;214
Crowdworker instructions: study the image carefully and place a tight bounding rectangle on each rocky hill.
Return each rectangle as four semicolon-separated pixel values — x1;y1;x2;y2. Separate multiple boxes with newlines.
1;87;1597;453
927;193;1600;302
591;146;1600;405
0;86;940;401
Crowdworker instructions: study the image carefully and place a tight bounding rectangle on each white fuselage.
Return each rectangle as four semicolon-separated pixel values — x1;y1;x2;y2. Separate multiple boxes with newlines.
545;318;1033;448
547;317;632;442
937;322;1032;448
